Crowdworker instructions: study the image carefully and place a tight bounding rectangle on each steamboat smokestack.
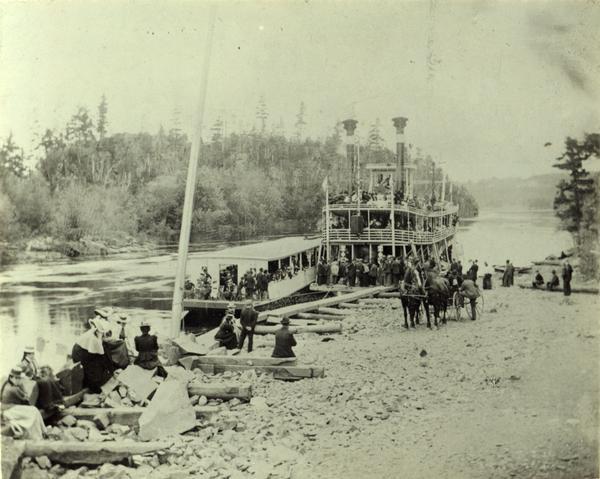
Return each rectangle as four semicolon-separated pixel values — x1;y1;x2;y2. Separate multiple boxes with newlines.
392;117;408;197
342;119;358;192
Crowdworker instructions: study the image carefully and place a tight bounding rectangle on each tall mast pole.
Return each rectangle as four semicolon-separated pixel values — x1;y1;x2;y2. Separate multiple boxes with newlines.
170;5;217;338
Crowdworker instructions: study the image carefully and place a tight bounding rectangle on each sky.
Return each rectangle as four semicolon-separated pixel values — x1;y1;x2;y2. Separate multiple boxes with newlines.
0;0;599;181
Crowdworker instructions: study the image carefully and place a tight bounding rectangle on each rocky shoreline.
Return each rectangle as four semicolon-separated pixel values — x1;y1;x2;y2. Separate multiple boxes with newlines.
0;236;158;266
11;281;599;479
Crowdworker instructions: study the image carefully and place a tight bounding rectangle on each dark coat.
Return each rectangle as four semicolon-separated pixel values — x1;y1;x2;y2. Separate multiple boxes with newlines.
240;307;258;329
214;319;238;350
72;343;113;393
134;333;161;370
272;327;297;358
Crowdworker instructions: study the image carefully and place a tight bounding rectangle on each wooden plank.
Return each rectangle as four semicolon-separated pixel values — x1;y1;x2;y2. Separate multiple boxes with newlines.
187;383;252;401
191;356;296;366
318;307;348;316
264;316;319;326
338;302;378;309
22;440;171;465
64;406;220;425
296;312;341;321
194;363;325;379
254;323;342;334
518;284;598;295
257;285;394;320
360;298;397;304
378;292;402;298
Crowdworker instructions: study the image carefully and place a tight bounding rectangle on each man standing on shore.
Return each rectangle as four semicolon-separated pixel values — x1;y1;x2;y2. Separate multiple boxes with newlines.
238;301;258;353
562;260;573;296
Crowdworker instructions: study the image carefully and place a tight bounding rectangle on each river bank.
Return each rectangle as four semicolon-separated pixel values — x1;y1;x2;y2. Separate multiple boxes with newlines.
0;236;159;266
16;281;599;479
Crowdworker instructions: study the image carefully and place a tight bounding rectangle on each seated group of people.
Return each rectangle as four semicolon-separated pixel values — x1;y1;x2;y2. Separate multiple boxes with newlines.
532;270;560;290
184;267;213;300
214;302;296;358
1;309;165;440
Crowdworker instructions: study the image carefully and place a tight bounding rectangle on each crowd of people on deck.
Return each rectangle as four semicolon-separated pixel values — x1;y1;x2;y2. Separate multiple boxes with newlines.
1;309;166;440
329;190;454;212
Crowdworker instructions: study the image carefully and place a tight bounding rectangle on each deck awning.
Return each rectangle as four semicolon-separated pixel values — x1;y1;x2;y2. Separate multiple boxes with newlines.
189;236;321;262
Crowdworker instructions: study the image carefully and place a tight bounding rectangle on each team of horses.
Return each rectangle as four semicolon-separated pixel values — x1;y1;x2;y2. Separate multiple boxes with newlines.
400;269;454;329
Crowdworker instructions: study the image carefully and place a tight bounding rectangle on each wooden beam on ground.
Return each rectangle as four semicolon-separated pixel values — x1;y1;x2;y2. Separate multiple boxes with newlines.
257;285;394;320
338;302;378;309
358;299;399;309
191;356;296;367
254;323;342;334
264;316;319;326
360;298;397;304
193;363;324;379
296;312;342;321
188;383;251;401
518;284;599;295
63;406;220;425
22;440;171;465
318;307;348;316
378;292;402;298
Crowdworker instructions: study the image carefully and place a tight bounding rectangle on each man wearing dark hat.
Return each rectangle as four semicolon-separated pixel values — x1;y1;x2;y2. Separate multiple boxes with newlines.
134;321;167;377
238;301;258;353
272;317;297;358
1;366;29;407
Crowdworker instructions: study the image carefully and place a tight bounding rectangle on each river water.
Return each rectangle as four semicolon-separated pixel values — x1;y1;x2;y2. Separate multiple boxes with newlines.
0;209;572;374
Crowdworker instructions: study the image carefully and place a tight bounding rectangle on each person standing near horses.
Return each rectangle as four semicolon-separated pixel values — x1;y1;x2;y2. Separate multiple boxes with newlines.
562;260;573;296
459;278;481;320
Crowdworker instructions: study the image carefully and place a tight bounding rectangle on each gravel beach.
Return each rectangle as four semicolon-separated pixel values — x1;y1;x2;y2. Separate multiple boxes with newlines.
19;280;599;479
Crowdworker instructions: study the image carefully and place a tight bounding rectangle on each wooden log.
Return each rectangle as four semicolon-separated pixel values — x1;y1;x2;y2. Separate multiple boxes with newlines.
378;292;402;298
264;317;319;326
194;363;324;379
296;312;341;321
63;406;220;425
254;323;342;334
187;383;252;401
359;298;397;304
338;302;378;309
317;307;348;316
518;284;599;295
191;356;296;367
257;285;394;320
22;440;171;465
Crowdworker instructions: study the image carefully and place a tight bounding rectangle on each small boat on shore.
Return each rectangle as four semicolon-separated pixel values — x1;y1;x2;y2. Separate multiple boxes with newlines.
494;265;532;275
518;284;598;295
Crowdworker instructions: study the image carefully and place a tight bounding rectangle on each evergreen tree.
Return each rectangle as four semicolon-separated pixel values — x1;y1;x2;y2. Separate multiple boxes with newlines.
97;94;108;139
0;134;27;178
255;95;268;133
553;134;600;235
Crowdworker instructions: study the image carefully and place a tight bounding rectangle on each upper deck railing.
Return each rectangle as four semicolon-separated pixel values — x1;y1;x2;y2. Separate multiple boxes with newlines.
325;201;459;218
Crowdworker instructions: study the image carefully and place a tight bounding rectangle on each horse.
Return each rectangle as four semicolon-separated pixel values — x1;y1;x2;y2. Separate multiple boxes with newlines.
400;281;430;329
424;272;451;327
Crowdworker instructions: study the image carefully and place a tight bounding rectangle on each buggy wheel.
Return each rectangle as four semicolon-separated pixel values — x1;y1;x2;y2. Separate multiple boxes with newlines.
452;291;462;321
466;296;484;320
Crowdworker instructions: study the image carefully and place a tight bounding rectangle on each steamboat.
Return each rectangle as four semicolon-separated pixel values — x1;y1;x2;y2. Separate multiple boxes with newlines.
319;117;459;269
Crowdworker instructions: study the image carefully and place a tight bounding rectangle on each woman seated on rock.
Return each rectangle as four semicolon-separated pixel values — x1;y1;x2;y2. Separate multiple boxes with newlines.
72;319;114;393
134;321;167;377
214;306;239;350
1;367;47;440
20;346;65;412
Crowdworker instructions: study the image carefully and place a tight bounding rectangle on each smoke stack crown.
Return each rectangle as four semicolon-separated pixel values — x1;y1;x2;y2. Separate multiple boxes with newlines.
342;119;358;136
392;117;408;134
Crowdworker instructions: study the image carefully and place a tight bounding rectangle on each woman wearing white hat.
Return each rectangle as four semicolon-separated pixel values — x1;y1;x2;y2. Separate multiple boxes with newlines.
1;366;47;440
20;346;64;412
71;319;114;393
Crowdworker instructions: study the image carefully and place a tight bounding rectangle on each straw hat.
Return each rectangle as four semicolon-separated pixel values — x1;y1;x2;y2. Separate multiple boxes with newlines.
117;315;128;324
140;320;151;328
23;345;35;354
94;308;108;319
10;366;24;378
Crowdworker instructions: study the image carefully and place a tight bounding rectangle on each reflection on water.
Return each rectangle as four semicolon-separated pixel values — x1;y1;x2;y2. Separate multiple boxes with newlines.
0;210;573;373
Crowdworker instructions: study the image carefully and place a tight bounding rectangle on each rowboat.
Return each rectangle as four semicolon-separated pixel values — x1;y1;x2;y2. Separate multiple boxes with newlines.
494;265;532;275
